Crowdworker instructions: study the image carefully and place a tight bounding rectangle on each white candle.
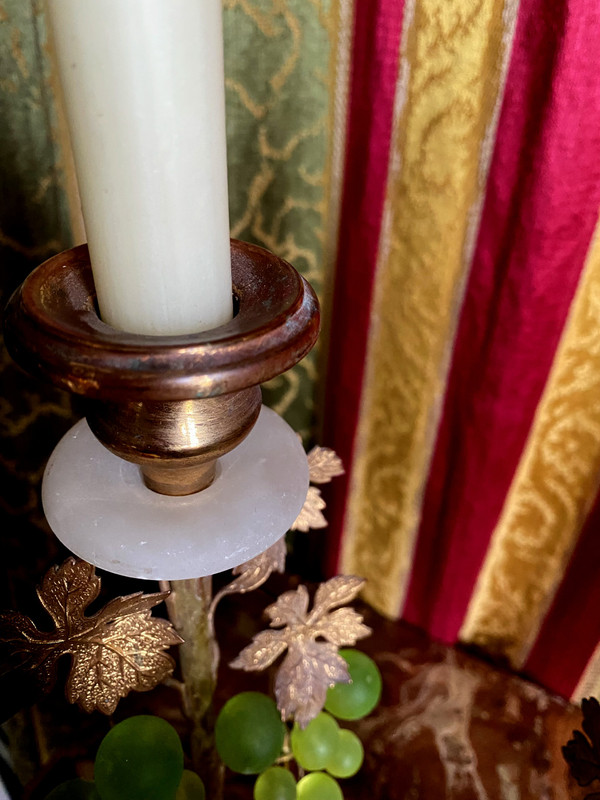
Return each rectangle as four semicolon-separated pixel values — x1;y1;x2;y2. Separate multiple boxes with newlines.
47;0;232;335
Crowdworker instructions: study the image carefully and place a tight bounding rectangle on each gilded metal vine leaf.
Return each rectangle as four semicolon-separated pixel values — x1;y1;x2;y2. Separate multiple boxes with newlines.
0;558;182;714
307;446;345;484
291;447;344;532
221;537;286;597
208;537;287;629
231;576;370;728
291;486;327;532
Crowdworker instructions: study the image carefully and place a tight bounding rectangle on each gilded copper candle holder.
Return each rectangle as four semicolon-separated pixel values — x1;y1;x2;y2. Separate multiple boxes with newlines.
4;239;320;497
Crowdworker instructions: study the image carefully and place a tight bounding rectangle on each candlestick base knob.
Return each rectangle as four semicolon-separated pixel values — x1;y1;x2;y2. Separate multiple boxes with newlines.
141;462;217;497
85;386;262;496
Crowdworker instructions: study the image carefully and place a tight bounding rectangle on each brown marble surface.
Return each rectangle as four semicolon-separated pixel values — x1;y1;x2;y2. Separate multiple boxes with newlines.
350;606;585;800
218;582;587;800
4;575;589;799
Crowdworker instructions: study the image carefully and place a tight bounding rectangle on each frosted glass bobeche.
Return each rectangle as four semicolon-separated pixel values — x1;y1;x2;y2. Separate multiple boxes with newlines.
42;406;309;580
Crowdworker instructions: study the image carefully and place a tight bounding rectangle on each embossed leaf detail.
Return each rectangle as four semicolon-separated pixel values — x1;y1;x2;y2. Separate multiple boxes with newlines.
213;538;286;604
0;558;182;714
307;446;345;484
208;538;287;630
291;486;327;532
231;576;370;728
291;447;344;532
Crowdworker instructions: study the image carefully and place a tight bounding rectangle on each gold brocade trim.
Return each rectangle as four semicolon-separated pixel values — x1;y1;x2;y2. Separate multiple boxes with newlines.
460;220;600;666
322;0;354;280
573;640;600;702
340;0;520;617
314;0;355;439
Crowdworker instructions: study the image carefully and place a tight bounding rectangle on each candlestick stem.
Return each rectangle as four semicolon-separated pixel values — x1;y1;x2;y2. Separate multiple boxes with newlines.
160;578;223;797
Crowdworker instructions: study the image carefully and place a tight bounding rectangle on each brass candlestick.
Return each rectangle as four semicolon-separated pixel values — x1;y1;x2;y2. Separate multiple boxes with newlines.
4;239;320;497
3;237;321;793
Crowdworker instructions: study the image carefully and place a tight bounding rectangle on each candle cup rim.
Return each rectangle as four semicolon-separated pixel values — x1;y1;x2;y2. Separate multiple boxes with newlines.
4;239;320;401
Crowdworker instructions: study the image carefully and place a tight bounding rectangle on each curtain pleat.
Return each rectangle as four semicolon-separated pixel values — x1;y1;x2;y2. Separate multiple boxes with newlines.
324;0;600;698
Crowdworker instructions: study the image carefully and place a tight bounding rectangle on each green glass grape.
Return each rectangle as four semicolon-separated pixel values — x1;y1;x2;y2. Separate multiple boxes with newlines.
296;772;343;800
325;729;364;778
175;770;206;800
325;649;382;720
254;766;296;800
94;715;184;800
215;692;285;774
290;712;339;771
45;779;100;799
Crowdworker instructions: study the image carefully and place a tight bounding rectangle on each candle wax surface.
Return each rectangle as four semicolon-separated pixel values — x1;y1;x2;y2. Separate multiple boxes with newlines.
48;0;232;335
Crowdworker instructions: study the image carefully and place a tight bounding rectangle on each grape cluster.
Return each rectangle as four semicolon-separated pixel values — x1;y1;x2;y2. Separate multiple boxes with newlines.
44;649;381;800
215;649;382;800
45;716;205;800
